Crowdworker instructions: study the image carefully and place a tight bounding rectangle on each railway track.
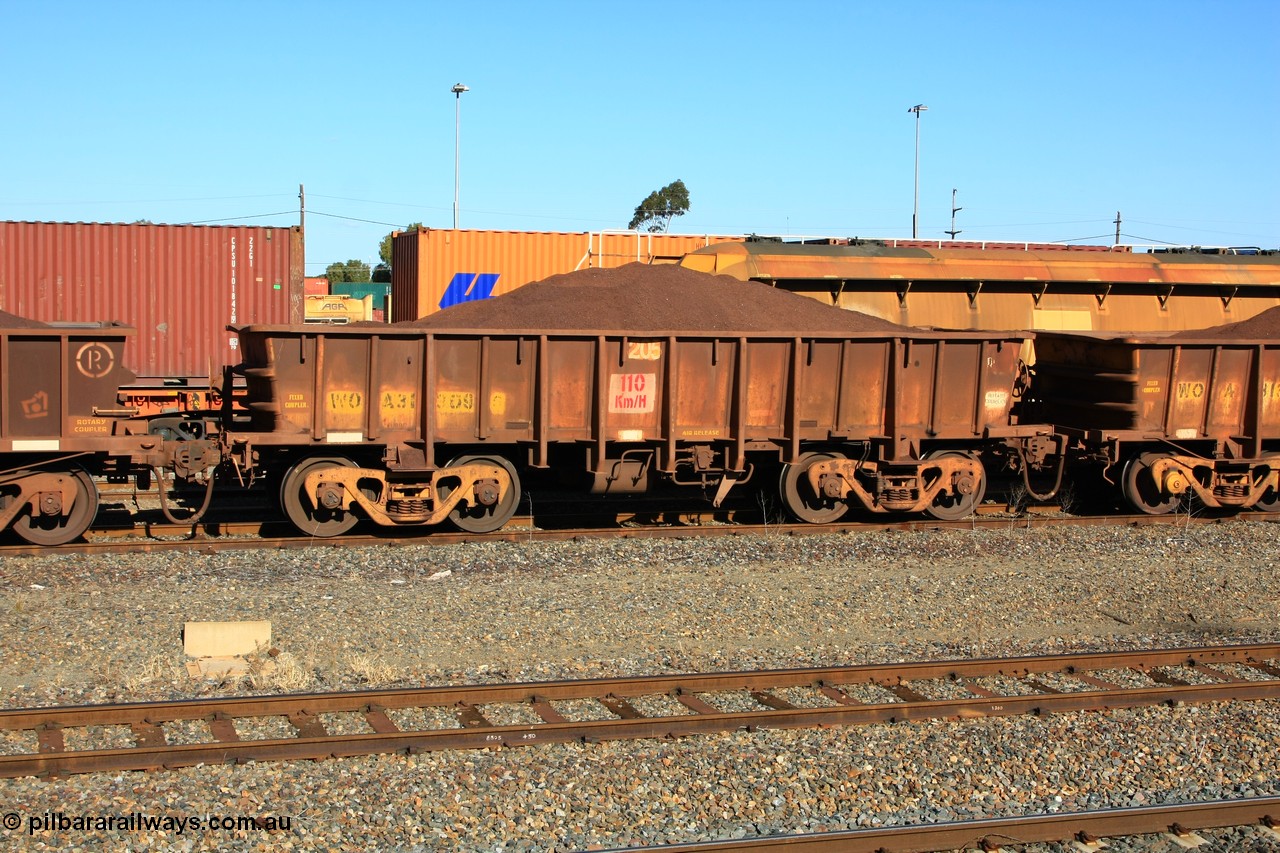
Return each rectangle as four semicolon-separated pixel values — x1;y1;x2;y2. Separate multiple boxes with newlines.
3;643;1277;780
609;796;1280;852
2;507;1275;558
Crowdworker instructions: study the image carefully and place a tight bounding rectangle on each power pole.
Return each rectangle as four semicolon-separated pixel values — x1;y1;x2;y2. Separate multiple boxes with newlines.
1114;211;1121;246
299;184;306;233
946;189;962;240
908;104;928;239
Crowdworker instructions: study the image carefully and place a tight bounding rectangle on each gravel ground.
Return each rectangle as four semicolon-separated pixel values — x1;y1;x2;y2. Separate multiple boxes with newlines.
0;519;1278;851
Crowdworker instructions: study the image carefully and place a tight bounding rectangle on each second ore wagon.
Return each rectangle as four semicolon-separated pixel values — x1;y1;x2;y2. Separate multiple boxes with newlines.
1028;307;1280;513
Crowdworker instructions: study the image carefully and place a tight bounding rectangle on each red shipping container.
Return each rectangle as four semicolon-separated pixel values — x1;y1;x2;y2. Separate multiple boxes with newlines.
0;221;304;378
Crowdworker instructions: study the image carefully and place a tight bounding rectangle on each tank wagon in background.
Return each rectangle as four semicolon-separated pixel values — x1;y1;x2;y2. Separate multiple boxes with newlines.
679;239;1280;334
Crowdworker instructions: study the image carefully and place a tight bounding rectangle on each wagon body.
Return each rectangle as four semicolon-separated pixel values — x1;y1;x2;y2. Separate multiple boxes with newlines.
233;325;1029;460
0;323;136;452
0;322;220;543
1032;332;1280;511
232;323;1035;532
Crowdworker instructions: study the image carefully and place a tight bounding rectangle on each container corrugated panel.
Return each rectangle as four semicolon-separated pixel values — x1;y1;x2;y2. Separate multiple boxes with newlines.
390;229;745;321
331;282;392;317
0;221;304;378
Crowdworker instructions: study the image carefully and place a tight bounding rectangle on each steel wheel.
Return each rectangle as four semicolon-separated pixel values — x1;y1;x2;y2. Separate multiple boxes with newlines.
1254;483;1280;513
779;452;849;524
280;456;361;537
441;455;521;533
922;450;987;520
1121;453;1180;515
12;467;99;546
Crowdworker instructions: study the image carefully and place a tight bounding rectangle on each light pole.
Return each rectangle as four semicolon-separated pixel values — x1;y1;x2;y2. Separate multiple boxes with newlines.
908;104;928;239
452;83;469;229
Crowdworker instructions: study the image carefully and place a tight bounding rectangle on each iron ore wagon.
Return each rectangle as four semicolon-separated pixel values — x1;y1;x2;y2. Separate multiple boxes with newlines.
0;316;219;544
227;266;1051;536
1029;308;1280;514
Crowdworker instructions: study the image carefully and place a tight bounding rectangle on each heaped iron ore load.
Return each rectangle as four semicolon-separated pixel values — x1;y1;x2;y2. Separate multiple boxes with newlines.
0;221;304;379
0;315;220;544
1030;305;1280;514
231;264;1051;535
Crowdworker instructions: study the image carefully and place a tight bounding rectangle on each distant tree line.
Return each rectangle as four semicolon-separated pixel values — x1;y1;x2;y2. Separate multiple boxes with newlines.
324;222;423;285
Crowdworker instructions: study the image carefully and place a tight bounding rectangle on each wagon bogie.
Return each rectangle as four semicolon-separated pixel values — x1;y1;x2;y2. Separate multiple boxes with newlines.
1123;450;1280;513
0;465;100;546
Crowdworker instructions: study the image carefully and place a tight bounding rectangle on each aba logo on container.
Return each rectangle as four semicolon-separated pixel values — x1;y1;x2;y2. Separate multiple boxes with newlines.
439;273;500;309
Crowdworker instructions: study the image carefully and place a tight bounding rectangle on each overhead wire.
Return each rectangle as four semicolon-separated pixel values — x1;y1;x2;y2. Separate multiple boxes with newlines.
185;211;297;224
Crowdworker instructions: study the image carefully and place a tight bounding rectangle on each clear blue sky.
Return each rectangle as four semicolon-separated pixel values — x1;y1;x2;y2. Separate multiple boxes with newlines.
3;0;1277;275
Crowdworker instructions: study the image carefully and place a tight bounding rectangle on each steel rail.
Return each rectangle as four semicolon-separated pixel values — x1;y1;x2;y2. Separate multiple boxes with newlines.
2;510;1275;559
604;796;1280;852
2;643;1277;779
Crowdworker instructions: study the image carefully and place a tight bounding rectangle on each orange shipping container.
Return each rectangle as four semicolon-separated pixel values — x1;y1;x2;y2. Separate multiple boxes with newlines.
391;229;744;321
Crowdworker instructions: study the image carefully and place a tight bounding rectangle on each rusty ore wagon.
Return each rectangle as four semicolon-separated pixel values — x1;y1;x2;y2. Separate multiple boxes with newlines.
1030;330;1280;514
228;322;1049;536
0;321;219;544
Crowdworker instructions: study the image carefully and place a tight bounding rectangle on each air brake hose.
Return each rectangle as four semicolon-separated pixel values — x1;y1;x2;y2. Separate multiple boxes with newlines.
153;467;216;525
1016;435;1067;503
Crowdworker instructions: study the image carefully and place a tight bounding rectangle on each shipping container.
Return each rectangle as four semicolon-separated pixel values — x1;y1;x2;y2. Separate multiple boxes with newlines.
681;241;1280;333
0;221;305;378
391;229;744;321
330;282;391;319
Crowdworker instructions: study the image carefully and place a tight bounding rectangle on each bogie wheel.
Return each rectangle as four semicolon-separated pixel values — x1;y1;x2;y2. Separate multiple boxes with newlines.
280;456;361;537
1257;484;1280;513
922;450;987;520
12;467;99;546
442;455;521;533
779;452;849;524
1121;453;1181;516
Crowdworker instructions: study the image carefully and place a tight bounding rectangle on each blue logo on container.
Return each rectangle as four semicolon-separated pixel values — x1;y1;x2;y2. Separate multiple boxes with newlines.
440;273;500;309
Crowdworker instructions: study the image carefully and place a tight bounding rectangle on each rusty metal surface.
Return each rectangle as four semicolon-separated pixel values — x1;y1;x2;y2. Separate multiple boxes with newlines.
233;326;1028;462
684;241;1280;288
1;643;1275;779
234;326;426;442
391;229;745;321
680;242;1280;333
1033;333;1280;441
0;323;135;448
607;797;1280;852
0;221;304;377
